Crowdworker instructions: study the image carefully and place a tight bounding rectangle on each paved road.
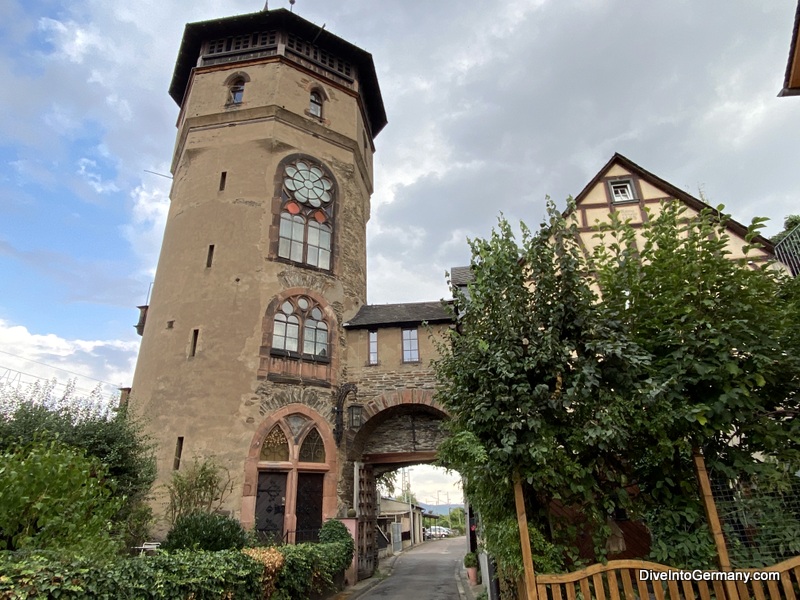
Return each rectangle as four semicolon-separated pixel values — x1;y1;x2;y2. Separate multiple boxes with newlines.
360;536;466;600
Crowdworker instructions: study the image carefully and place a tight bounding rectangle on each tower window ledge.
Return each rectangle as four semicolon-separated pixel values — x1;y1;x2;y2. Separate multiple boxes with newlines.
269;348;331;365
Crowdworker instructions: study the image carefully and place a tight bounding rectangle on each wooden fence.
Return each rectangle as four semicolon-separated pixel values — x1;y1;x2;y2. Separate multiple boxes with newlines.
533;556;800;600
513;452;800;600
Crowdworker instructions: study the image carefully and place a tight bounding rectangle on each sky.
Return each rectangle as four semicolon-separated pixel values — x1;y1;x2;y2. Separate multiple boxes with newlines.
1;1;799;501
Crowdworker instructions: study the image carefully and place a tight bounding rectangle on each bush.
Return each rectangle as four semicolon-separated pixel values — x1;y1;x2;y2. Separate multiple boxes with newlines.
0;384;156;547
0;549;263;599
464;552;478;568
161;512;248;552
243;547;284;599
165;457;232;525
273;538;354;600
0;441;122;555
319;518;354;559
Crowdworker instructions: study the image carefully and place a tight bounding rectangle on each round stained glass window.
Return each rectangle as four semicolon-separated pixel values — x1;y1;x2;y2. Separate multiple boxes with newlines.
284;161;333;208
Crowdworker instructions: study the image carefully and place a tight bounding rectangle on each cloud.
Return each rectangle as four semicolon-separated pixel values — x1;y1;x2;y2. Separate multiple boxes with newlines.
0;318;139;398
77;158;120;194
122;180;171;277
0;239;142;307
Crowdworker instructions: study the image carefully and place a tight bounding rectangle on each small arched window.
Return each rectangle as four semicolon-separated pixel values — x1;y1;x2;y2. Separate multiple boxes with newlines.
278;159;334;270
272;296;329;360
229;78;245;104
309;91;323;117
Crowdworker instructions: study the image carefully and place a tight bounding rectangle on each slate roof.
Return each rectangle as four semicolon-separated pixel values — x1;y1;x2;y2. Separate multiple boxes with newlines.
449;266;474;286
344;302;453;329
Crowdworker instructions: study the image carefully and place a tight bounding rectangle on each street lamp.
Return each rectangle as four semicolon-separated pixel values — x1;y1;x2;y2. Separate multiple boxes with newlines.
348;403;363;430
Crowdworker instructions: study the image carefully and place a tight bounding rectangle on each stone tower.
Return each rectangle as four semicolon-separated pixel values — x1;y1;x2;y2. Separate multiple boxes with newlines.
130;8;386;540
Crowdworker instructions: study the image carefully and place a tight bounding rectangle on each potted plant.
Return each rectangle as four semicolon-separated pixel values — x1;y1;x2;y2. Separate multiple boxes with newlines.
464;552;479;586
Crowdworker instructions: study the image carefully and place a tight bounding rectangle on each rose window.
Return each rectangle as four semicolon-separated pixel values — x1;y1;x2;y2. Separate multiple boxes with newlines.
283;161;333;208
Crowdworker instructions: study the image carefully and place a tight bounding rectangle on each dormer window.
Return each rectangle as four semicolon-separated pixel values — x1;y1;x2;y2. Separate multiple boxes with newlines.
309;91;323;117
609;179;636;203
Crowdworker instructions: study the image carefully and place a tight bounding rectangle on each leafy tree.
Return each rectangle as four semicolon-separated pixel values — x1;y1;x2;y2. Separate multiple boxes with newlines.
0;440;122;554
437;202;658;569
0;380;156;546
592;202;800;566
437;199;800;574
770;214;800;245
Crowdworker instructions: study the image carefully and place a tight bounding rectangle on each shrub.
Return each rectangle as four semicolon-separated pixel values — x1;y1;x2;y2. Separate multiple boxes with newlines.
243;547;284;599
161;512;248;552
319;518;354;559
0;549;263;599
273;538;354;600
464;552;478;568
0;384;156;547
165;457;232;525
0;441;122;556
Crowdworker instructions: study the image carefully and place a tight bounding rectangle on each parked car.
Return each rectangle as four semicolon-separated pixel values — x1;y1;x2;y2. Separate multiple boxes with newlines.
428;526;452;538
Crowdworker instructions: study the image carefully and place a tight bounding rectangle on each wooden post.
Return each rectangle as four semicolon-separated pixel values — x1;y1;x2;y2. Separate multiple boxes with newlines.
693;449;739;600
513;471;539;600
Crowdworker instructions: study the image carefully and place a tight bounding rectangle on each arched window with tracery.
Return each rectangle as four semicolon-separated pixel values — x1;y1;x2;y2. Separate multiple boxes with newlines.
271;296;329;361
277;158;334;271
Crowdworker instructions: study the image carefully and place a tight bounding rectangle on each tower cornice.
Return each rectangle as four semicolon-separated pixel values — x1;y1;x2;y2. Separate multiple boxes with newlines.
169;9;387;137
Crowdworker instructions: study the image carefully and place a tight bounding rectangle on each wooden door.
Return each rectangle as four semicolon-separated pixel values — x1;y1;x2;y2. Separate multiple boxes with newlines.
256;471;287;544
295;472;324;542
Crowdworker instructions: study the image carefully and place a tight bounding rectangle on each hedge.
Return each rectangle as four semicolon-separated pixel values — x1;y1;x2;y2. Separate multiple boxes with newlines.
0;520;354;599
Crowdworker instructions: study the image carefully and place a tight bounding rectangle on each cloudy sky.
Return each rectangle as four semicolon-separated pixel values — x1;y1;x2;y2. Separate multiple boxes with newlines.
1;1;798;498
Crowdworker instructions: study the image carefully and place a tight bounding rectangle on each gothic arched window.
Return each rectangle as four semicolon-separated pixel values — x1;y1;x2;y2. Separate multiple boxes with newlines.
298;428;325;463
260;425;289;461
277;159;334;270
272;296;329;360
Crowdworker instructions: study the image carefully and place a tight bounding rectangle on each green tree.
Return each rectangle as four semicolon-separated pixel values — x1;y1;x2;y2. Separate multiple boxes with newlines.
770;214;800;245
592;202;800;565
0;441;122;554
437;199;800;574
437;201;658;570
0;381;156;546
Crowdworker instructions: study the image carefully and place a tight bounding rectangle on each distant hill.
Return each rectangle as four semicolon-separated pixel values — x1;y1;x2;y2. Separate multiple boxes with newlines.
418;502;464;516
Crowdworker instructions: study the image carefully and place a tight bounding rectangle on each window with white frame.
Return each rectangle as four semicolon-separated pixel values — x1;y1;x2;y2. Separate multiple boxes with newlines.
368;330;378;365
402;328;419;363
609;180;636;203
309;91;323;118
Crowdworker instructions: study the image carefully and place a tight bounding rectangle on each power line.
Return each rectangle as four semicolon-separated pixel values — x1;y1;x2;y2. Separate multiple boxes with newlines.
0;365;109;398
0;349;119;386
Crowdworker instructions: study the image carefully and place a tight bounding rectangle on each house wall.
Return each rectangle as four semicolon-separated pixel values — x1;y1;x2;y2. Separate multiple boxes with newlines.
572;163;772;264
